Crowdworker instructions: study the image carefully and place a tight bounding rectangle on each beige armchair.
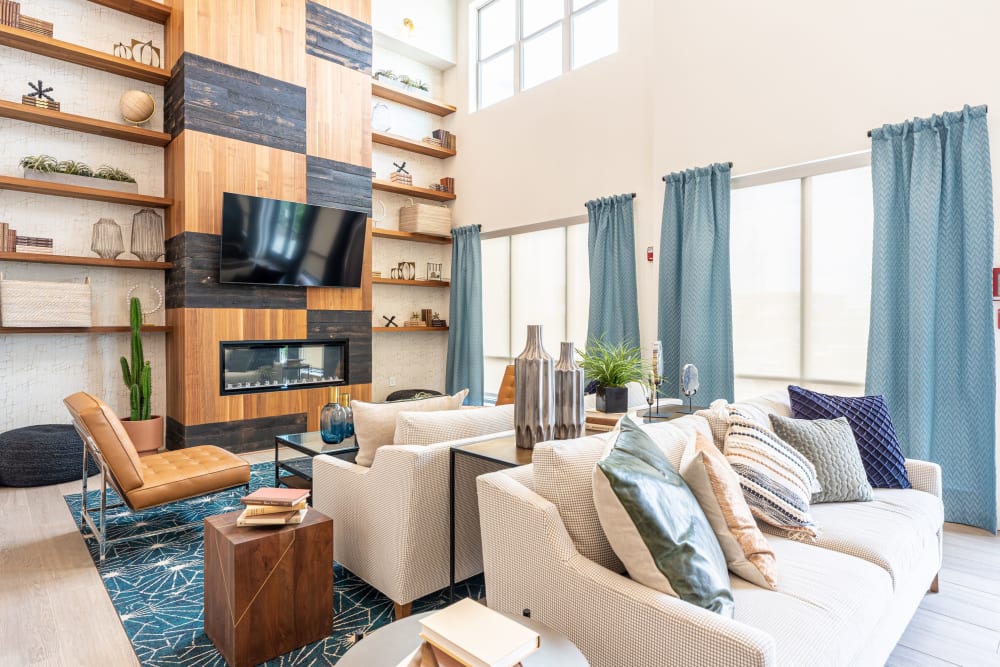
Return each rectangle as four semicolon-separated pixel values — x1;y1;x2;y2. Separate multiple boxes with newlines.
64;392;250;559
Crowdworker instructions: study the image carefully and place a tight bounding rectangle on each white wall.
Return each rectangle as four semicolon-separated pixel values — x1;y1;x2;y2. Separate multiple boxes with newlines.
0;0;166;430
373;0;457;65
449;0;1000;507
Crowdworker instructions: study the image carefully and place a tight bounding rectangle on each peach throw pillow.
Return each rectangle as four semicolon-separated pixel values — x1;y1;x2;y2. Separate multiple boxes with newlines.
681;432;778;589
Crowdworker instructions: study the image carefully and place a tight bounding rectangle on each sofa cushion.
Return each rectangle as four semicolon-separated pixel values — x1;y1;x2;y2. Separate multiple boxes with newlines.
593;417;734;616
696;399;773;450
732;535;893;666
353;389;468;466
724;405;820;541
769;414;874;504
393;404;515;445
788;385;911;489
793;488;944;589
681;432;778;590
533;419;697;573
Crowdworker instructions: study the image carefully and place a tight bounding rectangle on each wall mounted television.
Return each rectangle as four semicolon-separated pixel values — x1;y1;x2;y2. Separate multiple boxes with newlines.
219;192;367;287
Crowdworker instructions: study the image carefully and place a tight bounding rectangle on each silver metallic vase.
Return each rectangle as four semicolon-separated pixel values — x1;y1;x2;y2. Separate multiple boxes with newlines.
514;324;555;449
554;341;585;439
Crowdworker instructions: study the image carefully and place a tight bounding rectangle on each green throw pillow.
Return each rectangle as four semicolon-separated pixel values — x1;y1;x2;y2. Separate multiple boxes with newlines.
592;416;734;616
769;414;874;504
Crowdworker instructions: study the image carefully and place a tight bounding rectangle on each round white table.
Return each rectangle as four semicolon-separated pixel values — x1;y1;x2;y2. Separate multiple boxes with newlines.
336;609;589;666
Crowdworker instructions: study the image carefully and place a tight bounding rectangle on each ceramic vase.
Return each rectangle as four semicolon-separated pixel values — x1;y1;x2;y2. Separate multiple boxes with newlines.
554;342;585;439
514;325;554;449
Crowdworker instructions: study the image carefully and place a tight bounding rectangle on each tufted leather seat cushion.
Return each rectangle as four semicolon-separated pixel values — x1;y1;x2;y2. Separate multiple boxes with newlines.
128;446;250;509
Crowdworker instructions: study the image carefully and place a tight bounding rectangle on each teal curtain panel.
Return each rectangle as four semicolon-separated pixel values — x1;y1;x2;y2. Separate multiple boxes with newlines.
867;104;997;532
446;225;485;405
658;163;734;402
585;194;640;349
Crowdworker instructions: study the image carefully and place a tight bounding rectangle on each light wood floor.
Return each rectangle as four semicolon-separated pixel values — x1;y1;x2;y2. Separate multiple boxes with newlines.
1;449;998;666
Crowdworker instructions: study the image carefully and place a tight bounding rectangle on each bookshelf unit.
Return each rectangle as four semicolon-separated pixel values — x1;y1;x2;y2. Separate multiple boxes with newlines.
372;179;455;202
372;131;455;159
0;253;171;270
371;82;456;116
0;100;171;146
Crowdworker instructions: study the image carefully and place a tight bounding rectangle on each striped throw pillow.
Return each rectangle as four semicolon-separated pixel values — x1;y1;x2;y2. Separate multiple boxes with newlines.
723;405;820;541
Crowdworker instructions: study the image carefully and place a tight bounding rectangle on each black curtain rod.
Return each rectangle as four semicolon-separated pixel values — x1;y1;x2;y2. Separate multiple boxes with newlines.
661;162;734;181
867;105;989;137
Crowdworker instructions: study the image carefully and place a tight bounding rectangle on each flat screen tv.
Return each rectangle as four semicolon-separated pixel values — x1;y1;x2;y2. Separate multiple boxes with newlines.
219;192;366;287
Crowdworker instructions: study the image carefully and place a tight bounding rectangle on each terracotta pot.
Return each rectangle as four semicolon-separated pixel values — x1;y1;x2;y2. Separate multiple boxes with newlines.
121;415;164;454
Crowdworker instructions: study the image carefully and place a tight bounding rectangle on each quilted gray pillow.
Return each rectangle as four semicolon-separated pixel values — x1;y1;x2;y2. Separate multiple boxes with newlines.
769;414;874;503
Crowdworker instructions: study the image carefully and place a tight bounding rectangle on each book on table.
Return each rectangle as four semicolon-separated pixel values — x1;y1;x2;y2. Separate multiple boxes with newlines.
240;487;310;507
236;507;307;527
418;598;540;667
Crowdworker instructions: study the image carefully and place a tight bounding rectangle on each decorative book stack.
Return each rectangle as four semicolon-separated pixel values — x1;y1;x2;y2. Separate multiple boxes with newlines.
405;598;540;667
18;15;52;36
0;223;15;252
237;487;309;527
390;171;413;186
0;0;20;28
14;235;53;254
429;177;455;194
432;129;457;151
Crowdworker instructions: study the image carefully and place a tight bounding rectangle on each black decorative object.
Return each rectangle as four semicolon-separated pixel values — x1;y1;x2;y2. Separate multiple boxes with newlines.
0;424;96;487
381;315;398;327
393;161;409;174
22;79;59;111
27;80;53;101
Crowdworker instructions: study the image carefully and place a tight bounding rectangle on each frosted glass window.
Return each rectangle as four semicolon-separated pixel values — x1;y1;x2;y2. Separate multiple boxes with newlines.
807;167;873;384
511;228;567;354
522;25;563;91
566;223;590;349
482;237;511;357
479;0;515;58
479;50;515;109
572;0;617;69
522;0;563;37
731;179;801;380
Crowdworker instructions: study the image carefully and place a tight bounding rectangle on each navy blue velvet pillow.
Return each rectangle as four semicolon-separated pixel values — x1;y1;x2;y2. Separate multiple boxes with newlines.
787;386;911;489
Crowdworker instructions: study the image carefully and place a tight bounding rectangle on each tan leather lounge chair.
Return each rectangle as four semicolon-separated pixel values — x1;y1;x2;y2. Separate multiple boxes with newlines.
64;392;251;559
495;364;515;406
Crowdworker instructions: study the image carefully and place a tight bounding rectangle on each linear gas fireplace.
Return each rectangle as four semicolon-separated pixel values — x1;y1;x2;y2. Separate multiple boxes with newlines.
220;339;348;396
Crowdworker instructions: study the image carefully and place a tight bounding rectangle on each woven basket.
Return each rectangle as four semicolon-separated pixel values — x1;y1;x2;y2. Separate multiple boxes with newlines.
399;201;452;237
0;275;92;327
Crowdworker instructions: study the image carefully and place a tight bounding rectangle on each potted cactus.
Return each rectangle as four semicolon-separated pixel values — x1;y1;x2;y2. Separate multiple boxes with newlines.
119;296;163;453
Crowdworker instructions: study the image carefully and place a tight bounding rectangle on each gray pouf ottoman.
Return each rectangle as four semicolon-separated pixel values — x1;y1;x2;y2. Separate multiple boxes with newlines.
0;424;97;487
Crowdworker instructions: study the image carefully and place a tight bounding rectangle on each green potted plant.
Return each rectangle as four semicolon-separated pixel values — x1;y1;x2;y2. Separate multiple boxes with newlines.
20;154;138;193
577;338;647;413
119;296;162;453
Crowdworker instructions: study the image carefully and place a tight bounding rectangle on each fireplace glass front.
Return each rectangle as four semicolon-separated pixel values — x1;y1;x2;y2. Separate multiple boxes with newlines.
220;339;347;395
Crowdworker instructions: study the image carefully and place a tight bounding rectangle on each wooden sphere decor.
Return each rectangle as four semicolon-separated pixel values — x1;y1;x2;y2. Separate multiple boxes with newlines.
119;90;155;125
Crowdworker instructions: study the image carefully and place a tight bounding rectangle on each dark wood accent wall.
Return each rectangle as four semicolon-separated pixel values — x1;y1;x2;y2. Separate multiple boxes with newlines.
165;0;373;452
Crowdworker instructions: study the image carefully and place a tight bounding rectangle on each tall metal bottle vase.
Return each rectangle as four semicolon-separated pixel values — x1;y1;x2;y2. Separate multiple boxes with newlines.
514;324;555;449
554;342;585;439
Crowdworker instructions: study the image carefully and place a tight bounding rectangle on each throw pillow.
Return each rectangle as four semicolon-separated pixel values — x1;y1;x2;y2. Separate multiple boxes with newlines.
696;399;773;450
681;432;778;590
723;405;820;541
769;414;874;504
352;389;469;466
592;416;734;616
788;385;911;489
393;403;515;445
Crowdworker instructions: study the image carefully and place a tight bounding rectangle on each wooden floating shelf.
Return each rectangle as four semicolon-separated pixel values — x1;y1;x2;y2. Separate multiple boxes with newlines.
0;252;171;270
372;277;450;287
0;175;172;208
85;0;171;24
372;131;455;159
372;228;452;244
372;82;456;117
0;325;172;334
372;179;456;202
0;24;170;85
0;99;171;147
372;326;449;332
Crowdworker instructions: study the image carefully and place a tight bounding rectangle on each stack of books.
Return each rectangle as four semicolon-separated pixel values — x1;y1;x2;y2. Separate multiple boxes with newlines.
237;487;309;527
429;178;455;194
0;0;20;28
0;224;14;252
18;14;53;36
390;171;413;186
399;598;539;667
432;129;457;151
14;235;53;254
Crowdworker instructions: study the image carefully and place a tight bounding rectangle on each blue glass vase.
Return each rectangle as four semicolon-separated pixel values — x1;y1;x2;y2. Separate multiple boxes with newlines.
320;389;346;444
341;392;355;438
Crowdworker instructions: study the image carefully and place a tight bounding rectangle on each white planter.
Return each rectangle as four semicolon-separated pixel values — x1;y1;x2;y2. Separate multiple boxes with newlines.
23;169;139;193
374;75;431;98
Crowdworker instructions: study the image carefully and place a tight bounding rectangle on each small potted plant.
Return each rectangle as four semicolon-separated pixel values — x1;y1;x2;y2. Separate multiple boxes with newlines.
577;338;647;413
20;154;139;193
119;296;163;453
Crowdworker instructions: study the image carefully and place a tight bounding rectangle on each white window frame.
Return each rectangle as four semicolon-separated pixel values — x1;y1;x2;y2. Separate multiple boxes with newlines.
730;151;872;392
472;0;617;110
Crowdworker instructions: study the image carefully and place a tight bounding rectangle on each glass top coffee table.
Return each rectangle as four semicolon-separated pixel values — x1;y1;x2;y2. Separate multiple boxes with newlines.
274;431;358;489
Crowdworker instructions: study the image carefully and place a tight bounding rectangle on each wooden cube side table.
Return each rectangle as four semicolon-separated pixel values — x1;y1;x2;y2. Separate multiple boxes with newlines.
204;509;333;667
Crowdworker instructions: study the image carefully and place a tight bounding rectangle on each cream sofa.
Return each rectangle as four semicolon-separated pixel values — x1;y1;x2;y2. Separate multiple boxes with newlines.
476;393;943;667
312;404;515;616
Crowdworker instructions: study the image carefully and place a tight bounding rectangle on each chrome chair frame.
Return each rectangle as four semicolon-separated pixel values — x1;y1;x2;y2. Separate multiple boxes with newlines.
71;419;250;561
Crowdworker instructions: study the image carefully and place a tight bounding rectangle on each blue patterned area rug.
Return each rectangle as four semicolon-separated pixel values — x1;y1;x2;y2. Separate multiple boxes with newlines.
63;462;484;666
